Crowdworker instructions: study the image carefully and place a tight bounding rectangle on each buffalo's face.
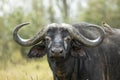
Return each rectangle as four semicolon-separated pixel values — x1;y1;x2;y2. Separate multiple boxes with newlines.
45;28;72;61
27;27;73;62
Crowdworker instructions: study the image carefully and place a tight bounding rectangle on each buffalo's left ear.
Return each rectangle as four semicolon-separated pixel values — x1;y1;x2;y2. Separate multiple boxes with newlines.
28;44;46;58
71;41;87;58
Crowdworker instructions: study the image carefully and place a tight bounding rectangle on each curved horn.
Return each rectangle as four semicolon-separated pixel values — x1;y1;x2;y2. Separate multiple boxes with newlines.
13;22;47;46
61;23;105;47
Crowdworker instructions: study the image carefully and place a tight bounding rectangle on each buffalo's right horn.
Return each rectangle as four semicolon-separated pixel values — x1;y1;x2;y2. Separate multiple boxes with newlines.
13;23;47;46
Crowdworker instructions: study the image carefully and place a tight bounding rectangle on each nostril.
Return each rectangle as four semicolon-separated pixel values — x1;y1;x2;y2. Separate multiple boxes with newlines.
59;49;63;53
51;49;54;53
51;48;63;54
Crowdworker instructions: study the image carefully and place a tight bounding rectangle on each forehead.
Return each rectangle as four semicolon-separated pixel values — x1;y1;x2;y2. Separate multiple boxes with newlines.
48;27;67;33
46;23;70;36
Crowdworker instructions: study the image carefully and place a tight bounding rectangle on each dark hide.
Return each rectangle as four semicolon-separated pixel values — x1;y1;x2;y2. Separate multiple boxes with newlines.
28;22;120;80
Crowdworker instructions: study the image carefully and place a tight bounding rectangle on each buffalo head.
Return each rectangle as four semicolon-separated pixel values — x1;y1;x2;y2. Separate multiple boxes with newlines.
13;23;104;61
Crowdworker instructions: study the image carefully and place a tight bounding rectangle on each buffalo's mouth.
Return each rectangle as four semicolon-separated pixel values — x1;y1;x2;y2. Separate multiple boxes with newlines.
50;55;65;61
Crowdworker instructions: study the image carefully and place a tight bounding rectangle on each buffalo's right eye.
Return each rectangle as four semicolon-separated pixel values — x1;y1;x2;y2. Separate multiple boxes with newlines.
45;36;51;42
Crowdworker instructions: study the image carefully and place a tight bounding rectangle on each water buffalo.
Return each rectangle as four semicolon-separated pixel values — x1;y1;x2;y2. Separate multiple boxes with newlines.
13;22;120;80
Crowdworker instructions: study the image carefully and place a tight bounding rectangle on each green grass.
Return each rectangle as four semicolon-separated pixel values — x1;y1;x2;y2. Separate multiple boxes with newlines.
0;56;53;80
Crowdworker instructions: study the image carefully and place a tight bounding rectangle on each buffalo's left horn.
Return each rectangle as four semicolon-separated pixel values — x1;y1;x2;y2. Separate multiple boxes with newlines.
13;22;47;46
62;23;105;47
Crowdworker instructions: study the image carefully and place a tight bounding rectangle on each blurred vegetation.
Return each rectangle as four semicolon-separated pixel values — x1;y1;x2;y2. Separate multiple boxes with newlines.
0;0;120;80
80;0;120;27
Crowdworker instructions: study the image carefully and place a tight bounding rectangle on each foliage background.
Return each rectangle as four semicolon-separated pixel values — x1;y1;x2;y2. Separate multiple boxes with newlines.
0;0;120;80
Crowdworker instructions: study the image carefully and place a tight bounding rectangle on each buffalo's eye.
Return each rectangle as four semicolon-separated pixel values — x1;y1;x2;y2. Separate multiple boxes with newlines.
64;36;71;42
45;36;51;42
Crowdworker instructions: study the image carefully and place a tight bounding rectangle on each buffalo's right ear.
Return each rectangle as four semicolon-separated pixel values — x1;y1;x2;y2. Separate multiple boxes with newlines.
27;44;46;58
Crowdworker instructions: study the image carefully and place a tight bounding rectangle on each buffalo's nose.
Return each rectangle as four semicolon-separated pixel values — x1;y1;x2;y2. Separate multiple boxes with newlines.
51;47;63;54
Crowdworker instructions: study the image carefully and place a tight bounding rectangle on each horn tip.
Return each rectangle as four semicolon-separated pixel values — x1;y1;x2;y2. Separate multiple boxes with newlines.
24;22;30;25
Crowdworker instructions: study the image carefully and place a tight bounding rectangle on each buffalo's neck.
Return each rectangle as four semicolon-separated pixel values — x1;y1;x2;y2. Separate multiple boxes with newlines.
48;56;76;80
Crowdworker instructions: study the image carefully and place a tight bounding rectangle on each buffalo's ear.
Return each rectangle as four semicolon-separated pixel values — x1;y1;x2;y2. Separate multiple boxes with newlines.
28;44;46;58
71;41;86;58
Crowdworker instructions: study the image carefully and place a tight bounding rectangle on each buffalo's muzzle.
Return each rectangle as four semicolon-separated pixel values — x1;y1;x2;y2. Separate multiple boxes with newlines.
50;47;65;59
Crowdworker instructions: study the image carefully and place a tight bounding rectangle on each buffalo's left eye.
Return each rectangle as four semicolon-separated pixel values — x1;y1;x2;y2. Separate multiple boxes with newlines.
64;36;71;42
